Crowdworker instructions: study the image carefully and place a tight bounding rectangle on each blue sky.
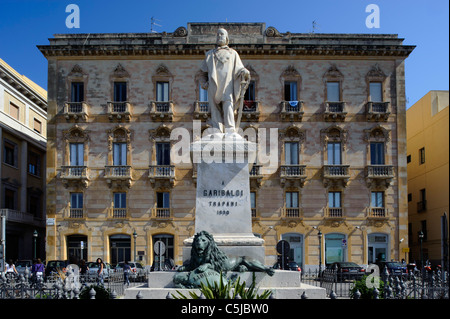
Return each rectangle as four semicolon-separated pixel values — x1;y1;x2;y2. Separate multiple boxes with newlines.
0;0;448;107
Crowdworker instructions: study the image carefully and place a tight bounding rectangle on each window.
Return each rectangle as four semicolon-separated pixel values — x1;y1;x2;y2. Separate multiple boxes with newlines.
420;189;426;202
421;220;428;242
113;142;127;166
370;142;385;165
325;233;345;263
418;188;427;212
419;147;425;165
250;192;256;209
371;191;384;207
114;82;127;102
327;82;340;101
284;81;297;101
71;82;84;102
28;194;41;217
114;192;126;209
70;143;84;166
33;118;42;134
369;82;383;102
327;142;341;165
156;142;170;165
285;142;299;165
408;193;412;202
156;82;169;102
4;188;17;209
244;81;256;102
156;192;170;208
199;83;208;102
3;140;17;167
407;155;411;163
285;192;299;208
70;193;83;209
9;103;19;120
328;191;341;208
28;151;41;176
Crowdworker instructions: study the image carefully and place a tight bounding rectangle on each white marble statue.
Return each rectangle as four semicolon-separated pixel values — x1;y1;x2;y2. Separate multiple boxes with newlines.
200;28;250;135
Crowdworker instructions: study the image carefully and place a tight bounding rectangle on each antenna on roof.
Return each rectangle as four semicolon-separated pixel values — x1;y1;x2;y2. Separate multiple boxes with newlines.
310;20;320;33
151;17;162;33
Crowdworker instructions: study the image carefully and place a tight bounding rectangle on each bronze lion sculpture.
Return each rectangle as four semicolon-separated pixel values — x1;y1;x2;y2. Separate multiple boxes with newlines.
173;231;274;288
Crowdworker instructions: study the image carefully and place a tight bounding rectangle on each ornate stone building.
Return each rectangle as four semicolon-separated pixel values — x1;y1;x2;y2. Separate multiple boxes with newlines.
39;23;414;270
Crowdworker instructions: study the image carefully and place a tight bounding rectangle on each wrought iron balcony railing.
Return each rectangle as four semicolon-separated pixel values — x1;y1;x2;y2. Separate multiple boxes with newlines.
324;101;347;121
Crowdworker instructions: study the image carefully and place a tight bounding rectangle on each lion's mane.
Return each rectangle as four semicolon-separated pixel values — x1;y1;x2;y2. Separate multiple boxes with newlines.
188;231;229;273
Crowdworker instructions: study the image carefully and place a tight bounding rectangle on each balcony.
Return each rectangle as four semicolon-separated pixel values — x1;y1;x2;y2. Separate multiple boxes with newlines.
150;101;173;121
152;207;172;219
193;101;210;119
366;102;390;121
322;165;350;187
280;165;307;187
249;164;262;188
241;101;260;122
104;165;132;188
324;102;347;121
61;166;89;188
417;200;427;213
108;208;128;219
324;207;344;219
365;165;394;188
280;101;304;121
0;208;44;227
367;207;388;219
64;102;89;121
282;207;303;219
149;165;175;187
66;208;84;219
107;101;132;122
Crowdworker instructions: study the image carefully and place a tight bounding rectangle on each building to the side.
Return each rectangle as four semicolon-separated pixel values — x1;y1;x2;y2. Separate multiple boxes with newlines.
0;58;47;263
407;90;449;267
38;23;414;270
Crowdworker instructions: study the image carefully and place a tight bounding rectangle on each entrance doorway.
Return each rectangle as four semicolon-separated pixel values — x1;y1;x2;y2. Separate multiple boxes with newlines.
110;234;131;265
152;234;174;269
368;233;388;264
67;235;88;262
281;233;303;269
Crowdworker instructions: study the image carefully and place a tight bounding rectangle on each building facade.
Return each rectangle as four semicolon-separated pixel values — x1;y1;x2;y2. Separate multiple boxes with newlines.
39;23;414;270
407;90;449;266
0;58;47;262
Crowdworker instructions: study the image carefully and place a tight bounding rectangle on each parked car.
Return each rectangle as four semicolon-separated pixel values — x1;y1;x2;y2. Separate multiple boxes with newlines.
376;261;408;276
87;262;114;280
326;262;366;281
45;260;69;277
272;261;302;272
15;260;33;276
115;261;146;281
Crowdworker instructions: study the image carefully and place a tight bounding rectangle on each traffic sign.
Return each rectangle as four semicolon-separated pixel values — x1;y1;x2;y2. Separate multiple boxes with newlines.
154;240;166;256
276;240;290;255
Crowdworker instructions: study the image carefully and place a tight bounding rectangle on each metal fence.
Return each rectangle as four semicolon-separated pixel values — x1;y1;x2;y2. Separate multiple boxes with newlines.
0;268;141;299
301;268;449;299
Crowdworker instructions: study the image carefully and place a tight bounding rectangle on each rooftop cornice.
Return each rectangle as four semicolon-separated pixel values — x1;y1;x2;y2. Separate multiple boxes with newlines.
37;43;415;58
38;23;415;59
0;62;47;111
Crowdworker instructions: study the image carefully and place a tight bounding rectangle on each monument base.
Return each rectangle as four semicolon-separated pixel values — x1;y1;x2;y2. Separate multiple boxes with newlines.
183;233;266;264
123;270;327;299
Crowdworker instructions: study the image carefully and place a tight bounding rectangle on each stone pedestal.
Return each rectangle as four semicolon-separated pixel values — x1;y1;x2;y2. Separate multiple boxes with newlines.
185;133;265;263
124;270;327;299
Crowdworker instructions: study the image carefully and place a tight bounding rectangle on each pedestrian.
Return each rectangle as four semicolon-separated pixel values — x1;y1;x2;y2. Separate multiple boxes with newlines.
4;259;18;278
79;259;89;282
96;258;104;285
32;258;45;280
123;261;131;287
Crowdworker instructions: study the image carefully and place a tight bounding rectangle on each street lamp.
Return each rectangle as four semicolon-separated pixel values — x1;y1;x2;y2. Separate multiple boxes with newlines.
418;230;424;272
33;230;38;259
318;230;323;273
133;231;137;262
